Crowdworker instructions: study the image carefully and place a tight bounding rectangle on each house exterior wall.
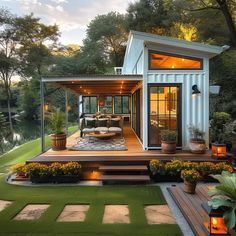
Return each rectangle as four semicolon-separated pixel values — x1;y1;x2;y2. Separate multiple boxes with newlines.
142;46;210;150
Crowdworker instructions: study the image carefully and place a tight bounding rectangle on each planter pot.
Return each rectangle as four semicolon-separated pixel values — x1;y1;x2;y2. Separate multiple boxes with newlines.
54;175;80;183
151;174;182;182
30;176;52;183
161;141;176;154
183;180;197;194
189;139;206;154
51;133;67;151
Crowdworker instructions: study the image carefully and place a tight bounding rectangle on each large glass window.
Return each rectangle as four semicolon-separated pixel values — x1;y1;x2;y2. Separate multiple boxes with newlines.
114;96;130;114
149;51;202;70
83;96;97;114
99;96;113;113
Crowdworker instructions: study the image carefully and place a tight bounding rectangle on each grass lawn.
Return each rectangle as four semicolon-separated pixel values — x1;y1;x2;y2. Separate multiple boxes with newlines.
0;126;78;173
0;178;182;236
0;125;182;236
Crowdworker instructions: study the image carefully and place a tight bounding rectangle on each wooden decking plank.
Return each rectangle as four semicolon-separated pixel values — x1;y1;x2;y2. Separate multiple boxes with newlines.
99;165;148;171
97;174;150;181
168;186;211;236
168;187;205;236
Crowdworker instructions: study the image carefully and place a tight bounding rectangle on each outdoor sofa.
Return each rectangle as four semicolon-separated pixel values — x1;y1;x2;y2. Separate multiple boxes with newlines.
79;115;123;137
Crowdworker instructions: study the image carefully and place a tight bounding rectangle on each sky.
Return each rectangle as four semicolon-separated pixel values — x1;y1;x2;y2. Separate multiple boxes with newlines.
0;0;137;45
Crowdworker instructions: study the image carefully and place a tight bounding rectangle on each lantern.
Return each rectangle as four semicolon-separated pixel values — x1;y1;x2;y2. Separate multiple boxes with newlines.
44;103;49;112
201;203;228;235
212;143;227;158
67;105;71;112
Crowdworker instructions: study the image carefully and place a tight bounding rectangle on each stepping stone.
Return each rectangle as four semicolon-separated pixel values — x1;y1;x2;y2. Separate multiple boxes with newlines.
14;204;50;220
144;205;176;224
57;205;90;222
0;200;12;212
103;205;130;224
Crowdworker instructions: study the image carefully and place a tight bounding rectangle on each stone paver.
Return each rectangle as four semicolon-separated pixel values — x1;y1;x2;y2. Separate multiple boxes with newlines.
103;205;130;224
57;205;90;222
0;200;12;212
14;204;50;220
144;205;176;224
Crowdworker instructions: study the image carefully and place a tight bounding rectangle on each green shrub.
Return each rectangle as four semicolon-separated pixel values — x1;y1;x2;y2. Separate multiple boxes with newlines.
160;130;177;142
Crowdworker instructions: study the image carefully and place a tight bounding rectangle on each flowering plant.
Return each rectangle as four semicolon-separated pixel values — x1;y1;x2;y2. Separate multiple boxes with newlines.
62;162;81;176
149;160;166;175
181;169;201;182
11;163;26;176
50;162;63;177
182;161;198;170
197;162;216;177
165;160;183;176
24;163;50;178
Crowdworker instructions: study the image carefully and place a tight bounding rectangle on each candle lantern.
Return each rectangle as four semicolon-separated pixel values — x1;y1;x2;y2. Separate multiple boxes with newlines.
201;203;228;235
212;143;227;158
67;105;71;112
44;103;49;112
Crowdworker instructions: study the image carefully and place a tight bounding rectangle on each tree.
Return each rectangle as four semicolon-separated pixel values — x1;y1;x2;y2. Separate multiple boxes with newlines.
0;9;21;133
86;12;128;66
16;14;59;77
183;0;236;47
0;112;9;153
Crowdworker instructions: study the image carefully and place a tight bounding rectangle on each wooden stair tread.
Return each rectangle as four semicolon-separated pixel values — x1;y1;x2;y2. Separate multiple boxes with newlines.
99;165;148;171
97;175;150;181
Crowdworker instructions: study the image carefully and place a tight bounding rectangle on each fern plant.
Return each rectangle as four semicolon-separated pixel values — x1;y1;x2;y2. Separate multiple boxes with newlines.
48;108;65;134
208;171;236;230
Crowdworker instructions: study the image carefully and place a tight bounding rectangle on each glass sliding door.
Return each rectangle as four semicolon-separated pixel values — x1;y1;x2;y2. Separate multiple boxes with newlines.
132;89;141;138
148;85;181;147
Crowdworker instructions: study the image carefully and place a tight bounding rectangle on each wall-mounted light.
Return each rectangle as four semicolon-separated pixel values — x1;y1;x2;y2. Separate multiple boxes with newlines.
210;85;221;95
44;103;49;112
192;84;201;95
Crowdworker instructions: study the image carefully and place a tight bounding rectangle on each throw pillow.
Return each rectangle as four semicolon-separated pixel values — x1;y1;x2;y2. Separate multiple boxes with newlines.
111;119;120;127
97;119;108;127
85;118;96;128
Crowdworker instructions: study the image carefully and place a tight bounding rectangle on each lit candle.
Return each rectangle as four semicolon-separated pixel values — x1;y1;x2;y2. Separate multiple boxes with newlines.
212;217;218;230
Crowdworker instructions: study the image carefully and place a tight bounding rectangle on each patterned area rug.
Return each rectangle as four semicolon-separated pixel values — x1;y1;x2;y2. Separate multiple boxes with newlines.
69;136;128;151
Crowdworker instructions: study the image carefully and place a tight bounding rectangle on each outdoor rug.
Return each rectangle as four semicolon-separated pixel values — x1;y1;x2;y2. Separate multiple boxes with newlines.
69;136;128;151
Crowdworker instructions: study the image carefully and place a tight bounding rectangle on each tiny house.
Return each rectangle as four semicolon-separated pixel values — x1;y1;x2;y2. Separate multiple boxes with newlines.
122;31;224;150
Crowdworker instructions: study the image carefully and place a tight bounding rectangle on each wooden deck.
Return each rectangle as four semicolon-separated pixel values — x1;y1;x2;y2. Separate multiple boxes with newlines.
29;125;215;165
168;185;211;236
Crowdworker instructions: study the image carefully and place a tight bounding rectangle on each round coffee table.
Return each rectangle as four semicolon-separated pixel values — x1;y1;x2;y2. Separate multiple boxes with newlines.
87;132;116;139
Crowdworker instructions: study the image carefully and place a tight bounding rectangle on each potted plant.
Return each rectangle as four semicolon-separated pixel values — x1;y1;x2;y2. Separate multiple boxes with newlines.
210;112;231;157
161;130;177;154
188;125;206;154
181;169;201;194
208;171;236;232
48;108;67;151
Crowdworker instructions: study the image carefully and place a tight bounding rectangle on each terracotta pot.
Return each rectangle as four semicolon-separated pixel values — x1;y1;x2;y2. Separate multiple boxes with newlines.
161;141;176;154
51;133;67;151
189;139;206;154
183;180;197;194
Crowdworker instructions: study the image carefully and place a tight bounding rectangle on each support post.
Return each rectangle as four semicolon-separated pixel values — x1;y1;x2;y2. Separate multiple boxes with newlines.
40;78;45;152
65;90;68;135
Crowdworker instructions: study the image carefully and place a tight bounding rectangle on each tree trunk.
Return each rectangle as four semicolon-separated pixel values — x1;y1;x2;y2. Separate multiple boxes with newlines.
217;0;236;47
6;89;13;134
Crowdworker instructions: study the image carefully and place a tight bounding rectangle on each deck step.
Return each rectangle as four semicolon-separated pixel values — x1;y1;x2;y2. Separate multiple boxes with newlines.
99;165;148;171
97;175;150;182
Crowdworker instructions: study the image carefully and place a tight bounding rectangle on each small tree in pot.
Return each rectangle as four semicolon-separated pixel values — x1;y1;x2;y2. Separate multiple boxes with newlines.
161;130;177;154
210;112;231;157
189;125;206;154
48;108;67;151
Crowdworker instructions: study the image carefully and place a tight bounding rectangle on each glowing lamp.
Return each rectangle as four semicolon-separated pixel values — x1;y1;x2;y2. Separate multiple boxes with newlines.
67;105;71;112
202;203;228;235
44;103;49;112
212;143;227;158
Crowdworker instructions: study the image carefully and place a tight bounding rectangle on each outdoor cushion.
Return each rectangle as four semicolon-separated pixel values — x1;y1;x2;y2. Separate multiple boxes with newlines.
97;119;108;127
109;127;122;132
85;118;96;128
110;119;120;127
82;128;95;133
95;127;109;132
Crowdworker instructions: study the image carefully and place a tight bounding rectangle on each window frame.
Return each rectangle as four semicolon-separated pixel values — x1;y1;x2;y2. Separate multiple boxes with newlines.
114;95;130;114
82;96;97;114
148;50;203;71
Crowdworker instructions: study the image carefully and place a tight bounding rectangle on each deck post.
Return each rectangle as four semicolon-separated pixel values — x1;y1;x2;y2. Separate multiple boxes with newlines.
40;78;45;152
65;90;68;135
